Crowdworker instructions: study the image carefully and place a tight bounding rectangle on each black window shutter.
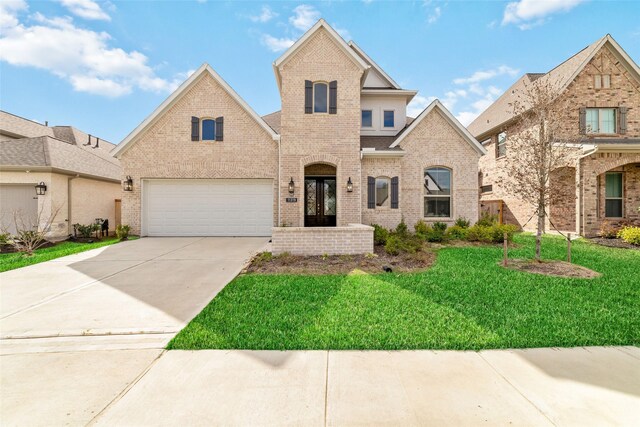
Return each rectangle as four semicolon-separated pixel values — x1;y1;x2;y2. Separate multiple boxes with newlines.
367;176;375;209
618;106;627;134
191;116;200;141
579;107;586;135
215;117;224;141
391;176;399;209
329;80;337;114
305;80;313;114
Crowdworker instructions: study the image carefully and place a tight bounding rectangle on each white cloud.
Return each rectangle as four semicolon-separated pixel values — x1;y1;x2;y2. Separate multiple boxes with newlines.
453;65;519;85
250;5;277;23
334;25;351;40
502;0;585;29
59;0;110;21
260;34;295;52
407;95;436;118
427;6;441;24
0;7;183;97
289;4;320;32
0;0;27;29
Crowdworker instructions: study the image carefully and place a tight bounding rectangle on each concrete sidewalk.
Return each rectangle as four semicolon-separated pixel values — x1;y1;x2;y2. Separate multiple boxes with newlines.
92;347;640;427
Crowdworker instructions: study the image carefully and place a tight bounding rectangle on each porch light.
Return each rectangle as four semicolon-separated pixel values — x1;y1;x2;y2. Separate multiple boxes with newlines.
35;182;47;196
123;176;133;192
288;177;295;195
347;177;353;192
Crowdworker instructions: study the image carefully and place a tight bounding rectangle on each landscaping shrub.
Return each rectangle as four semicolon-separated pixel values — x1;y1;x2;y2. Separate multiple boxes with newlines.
384;233;422;255
466;224;492;242
617;226;640;245
395;218;409;236
477;211;498;227
466;224;518;243
432;222;447;232
116;224;130;240
0;233;9;245
414;220;429;235
74;223;100;238
599;220;619;238
454;217;470;228
445;225;468;240
372;224;389;246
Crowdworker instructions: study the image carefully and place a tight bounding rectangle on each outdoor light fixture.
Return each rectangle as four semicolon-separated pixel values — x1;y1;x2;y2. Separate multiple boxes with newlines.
346;177;353;192
123;176;133;192
35;182;47;196
288;177;295;195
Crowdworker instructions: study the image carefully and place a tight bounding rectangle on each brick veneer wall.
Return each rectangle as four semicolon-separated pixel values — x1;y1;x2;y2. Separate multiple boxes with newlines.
272;224;374;255
119;73;278;235
278;28;363;227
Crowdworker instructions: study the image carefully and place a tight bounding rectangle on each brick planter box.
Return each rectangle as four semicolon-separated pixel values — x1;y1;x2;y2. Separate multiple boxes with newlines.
272;224;374;256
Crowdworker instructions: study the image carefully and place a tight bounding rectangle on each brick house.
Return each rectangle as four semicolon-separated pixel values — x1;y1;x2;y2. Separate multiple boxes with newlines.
0;111;122;240
112;20;486;254
469;34;640;237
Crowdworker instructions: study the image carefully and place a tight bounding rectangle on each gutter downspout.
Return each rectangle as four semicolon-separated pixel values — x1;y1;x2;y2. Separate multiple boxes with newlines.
277;136;281;227
67;174;79;236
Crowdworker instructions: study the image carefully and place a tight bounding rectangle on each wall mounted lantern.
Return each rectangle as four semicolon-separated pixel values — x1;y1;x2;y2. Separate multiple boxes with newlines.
346;177;353;193
35;182;47;196
288;177;295;195
123;176;133;192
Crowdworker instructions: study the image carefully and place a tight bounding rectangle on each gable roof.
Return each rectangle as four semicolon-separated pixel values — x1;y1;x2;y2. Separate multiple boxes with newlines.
468;34;640;138
272;19;370;92
112;63;279;158
390;100;486;156
348;41;400;89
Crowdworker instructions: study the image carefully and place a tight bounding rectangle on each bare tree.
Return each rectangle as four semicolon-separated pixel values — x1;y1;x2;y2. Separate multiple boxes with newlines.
498;79;581;261
10;204;62;256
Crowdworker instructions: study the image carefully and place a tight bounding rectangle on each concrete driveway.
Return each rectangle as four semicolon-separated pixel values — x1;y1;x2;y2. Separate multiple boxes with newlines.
0;237;267;426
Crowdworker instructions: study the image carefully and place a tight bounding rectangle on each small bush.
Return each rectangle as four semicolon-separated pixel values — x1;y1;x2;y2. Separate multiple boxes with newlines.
115;224;130;240
618;226;640;245
385;233;422;255
466;224;492;242
445;225;468;240
599;220;619;238
414;220;430;235
395;219;409;236
477;212;498;227
372;224;389;246
454;217;471;228
432;222;448;232
254;251;273;264
74;223;100;238
466;224;518;243
0;232;10;245
425;227;446;242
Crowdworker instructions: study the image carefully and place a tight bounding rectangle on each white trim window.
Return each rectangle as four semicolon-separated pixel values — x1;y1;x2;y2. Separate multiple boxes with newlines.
362;110;373;128
586;108;616;134
313;82;328;113
497;132;506;158
375;177;390;207
604;172;623;218
383;110;395;128
202;119;216;141
424;167;451;218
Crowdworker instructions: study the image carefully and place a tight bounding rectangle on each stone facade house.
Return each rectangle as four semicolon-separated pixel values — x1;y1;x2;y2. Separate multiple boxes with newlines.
0;111;122;239
113;20;486;254
469;34;640;237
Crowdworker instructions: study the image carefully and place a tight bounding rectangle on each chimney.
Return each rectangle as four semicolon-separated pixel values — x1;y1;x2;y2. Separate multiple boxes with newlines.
45;121;48;127
84;134;92;146
93;137;100;149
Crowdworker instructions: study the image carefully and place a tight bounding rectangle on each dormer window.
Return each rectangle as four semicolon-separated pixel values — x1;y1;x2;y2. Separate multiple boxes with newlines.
362;110;373;128
383;110;395;128
313;82;328;113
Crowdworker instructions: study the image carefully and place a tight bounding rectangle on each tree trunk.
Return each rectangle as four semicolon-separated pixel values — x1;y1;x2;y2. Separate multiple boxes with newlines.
536;194;545;262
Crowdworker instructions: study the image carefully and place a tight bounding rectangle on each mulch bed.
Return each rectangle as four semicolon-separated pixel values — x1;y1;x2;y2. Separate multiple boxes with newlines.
0;241;56;254
588;237;639;250
500;259;601;279
244;245;436;275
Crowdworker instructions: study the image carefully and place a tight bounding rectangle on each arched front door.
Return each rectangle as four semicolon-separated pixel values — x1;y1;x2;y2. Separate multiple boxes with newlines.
304;164;336;227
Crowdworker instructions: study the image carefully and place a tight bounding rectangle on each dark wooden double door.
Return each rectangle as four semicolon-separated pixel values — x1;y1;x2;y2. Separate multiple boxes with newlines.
304;177;336;227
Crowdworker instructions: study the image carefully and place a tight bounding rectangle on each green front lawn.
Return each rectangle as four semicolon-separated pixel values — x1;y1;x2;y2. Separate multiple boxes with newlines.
168;234;640;350
0;238;123;272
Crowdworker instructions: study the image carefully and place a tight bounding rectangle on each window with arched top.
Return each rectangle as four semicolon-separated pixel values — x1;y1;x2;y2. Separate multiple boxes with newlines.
424;167;452;218
202;119;215;141
313;82;328;113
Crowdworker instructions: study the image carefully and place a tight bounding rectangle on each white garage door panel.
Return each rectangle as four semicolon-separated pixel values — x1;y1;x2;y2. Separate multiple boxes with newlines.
144;179;273;236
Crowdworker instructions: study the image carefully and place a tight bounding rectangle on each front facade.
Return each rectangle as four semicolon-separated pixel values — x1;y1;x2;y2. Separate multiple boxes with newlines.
470;34;640;237
0;111;122;239
113;20;485;254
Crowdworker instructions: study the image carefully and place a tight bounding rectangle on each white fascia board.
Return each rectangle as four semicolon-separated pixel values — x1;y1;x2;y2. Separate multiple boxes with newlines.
360;150;405;158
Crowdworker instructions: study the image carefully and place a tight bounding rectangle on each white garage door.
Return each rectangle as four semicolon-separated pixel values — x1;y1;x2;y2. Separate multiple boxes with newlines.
0;184;38;235
143;179;273;236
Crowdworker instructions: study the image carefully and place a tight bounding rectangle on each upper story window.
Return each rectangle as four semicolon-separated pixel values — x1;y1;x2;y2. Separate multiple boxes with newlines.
375;177;390;207
383;110;395;128
313;82;328;113
497;131;507;158
202;119;215;141
586;108;616;134
594;74;611;89
362;110;373;128
424;167;451;218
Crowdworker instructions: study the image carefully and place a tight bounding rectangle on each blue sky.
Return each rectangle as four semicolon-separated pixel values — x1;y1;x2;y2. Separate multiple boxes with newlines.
1;0;639;144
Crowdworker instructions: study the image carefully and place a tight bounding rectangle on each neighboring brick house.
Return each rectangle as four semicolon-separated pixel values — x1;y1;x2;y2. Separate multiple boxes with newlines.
469;34;640;237
0;111;122;239
112;20;486;254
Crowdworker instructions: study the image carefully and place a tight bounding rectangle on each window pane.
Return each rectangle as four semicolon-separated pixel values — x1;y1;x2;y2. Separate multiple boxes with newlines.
586;109;599;133
594;75;601;89
603;75;611;88
202;119;215;140
362;110;372;127
605;173;622;198
424;167;451;196
383;110;394;127
497;132;506;157
305;179;316;215
324;180;336;215
376;178;389;207
605;199;622;217
314;83;327;113
425;197;451;217
600;108;615;133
